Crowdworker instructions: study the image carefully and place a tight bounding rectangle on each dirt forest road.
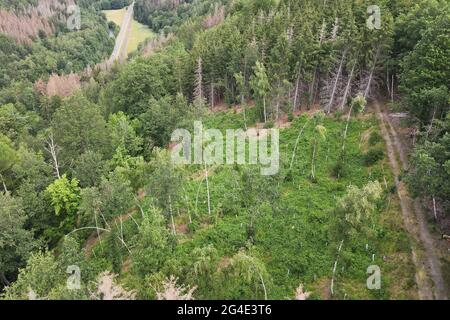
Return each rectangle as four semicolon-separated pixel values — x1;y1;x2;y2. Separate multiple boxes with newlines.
375;100;447;300
108;1;134;63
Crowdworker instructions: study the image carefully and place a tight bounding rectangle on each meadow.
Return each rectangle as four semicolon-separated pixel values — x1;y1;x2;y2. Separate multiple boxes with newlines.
103;8;155;56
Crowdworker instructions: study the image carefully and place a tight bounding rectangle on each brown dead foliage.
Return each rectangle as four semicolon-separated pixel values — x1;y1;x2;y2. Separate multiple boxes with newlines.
0;0;75;44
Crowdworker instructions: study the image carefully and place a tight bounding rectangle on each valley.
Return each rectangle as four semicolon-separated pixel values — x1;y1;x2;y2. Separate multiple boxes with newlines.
0;0;448;301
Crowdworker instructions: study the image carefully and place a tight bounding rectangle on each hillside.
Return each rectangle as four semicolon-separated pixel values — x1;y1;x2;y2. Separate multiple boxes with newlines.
0;0;448;301
103;5;155;56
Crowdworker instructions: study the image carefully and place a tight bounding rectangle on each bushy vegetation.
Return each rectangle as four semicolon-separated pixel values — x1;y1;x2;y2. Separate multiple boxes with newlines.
0;0;448;300
393;0;450;217
1;109;418;299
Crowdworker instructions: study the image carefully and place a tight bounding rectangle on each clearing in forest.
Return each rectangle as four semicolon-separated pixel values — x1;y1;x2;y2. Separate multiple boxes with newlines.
103;7;155;56
88;109;419;300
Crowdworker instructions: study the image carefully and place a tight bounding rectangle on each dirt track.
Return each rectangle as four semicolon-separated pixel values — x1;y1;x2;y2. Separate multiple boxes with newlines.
375;100;447;300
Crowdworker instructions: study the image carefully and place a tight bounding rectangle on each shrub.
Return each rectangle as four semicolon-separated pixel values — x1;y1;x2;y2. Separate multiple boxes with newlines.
284;169;293;182
334;110;343;119
363;148;385;166
368;131;382;146
264;120;274;129
331;160;347;178
287;112;294;122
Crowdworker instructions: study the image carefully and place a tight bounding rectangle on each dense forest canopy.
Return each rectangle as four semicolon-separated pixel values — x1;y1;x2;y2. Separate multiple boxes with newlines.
0;0;448;300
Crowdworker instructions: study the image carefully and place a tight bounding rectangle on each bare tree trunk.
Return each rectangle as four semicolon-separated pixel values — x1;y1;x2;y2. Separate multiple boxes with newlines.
340;62;355;110
259;272;268;300
433;197;437;221
94;209;102;250
204;161;211;216
242;99;248;131
331;240;344;296
386;70;391;97
0;173;7;193
275;93;280;120
426;106;437;140
293;72;301;112
45;133;61;179
289;120;309;170
210;82;214;108
391;74;394;103
309;70;317;107
194;57;204;105
263;97;267;123
194;177;204;217
364;47;380;99
169;195;176;235
326;50;347;113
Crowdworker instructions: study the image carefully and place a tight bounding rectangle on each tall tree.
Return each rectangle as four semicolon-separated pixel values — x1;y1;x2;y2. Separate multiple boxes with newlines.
250;61;271;123
0;192;36;287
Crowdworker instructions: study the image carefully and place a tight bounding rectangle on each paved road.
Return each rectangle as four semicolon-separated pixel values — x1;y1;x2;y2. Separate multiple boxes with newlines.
108;1;134;64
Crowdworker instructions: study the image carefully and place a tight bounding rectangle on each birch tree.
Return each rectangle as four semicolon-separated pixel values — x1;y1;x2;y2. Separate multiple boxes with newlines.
227;248;270;300
145;149;183;233
44;132;61;179
310;112;326;182
330;181;382;295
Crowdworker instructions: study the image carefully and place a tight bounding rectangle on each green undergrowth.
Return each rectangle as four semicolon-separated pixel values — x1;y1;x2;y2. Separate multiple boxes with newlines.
87;110;417;300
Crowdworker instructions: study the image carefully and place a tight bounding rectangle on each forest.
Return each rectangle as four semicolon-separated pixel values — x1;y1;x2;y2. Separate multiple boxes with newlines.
0;0;448;300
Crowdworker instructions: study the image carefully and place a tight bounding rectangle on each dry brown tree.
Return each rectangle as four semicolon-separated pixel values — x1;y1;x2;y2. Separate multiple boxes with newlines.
156;276;196;300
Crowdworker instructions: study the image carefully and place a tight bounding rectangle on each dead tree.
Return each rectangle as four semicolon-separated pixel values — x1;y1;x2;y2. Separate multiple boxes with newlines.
194;57;204;106
293;70;301;112
339;60;356;110
330;18;339;41
330;240;344;296
363;46;381;99
323;49;347;113
44;132;61;179
204;160;212;216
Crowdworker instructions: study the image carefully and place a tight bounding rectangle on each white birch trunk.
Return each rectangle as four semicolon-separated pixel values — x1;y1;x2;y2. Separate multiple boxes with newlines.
263;97;267;123
210;82;214;108
259;272;268;300
169;195;176;235
433;197;437;221
45;133;61;179
293;72;301;112
391;74;394;103
204;161;212;216
340;62;355;110
326;50;347;113
330;239;344;296
364;47;380;99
